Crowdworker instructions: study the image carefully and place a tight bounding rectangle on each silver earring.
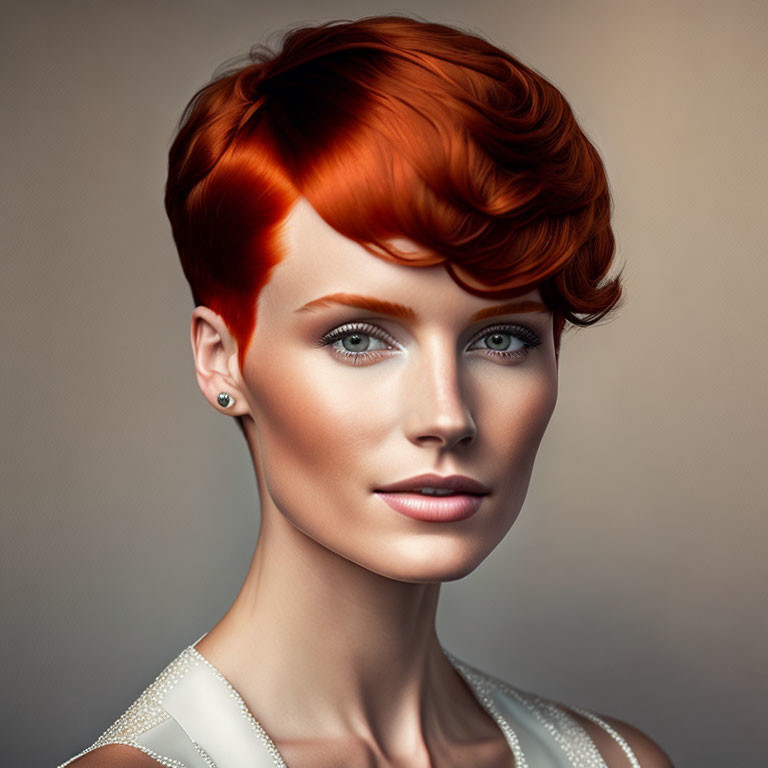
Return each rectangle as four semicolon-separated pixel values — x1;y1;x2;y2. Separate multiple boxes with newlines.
217;392;235;409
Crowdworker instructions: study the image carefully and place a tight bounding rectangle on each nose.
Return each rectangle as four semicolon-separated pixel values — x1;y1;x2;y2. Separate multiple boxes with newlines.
402;336;477;450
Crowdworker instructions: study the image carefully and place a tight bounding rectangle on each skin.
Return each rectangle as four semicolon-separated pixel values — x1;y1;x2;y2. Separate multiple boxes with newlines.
70;197;674;767
195;197;559;767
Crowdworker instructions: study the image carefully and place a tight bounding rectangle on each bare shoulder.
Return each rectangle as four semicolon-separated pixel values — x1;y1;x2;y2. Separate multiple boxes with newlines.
562;705;675;768
65;744;163;767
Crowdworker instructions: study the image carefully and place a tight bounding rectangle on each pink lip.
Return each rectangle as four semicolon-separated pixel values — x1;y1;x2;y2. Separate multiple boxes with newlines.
374;491;484;522
374;472;491;495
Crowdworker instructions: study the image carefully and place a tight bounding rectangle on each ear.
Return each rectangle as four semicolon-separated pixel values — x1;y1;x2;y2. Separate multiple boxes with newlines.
189;306;250;418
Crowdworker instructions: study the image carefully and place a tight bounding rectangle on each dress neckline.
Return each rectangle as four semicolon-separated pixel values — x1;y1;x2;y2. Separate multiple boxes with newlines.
189;634;522;766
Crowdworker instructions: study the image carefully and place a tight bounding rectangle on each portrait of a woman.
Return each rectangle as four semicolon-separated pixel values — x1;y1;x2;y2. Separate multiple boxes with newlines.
51;15;675;768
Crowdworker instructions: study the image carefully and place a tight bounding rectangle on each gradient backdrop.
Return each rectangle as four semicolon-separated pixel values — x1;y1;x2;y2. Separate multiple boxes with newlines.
2;1;766;766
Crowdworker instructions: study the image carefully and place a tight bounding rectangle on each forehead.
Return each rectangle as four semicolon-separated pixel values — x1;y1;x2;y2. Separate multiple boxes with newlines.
257;197;544;321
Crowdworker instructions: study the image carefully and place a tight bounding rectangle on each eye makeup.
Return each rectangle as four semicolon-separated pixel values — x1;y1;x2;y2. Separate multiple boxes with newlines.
314;321;401;365
466;323;542;361
314;320;542;365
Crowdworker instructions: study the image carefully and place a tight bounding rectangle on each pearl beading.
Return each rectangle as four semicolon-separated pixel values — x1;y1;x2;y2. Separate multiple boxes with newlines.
444;650;623;768
442;649;529;768
186;646;287;766
504;688;608;768
57;646;287;768
59;643;641;768
192;741;217;768
57;649;202;768
570;706;643;768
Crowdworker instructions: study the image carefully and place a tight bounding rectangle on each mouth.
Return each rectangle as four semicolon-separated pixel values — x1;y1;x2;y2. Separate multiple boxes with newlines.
373;472;491;496
373;490;485;522
372;474;490;523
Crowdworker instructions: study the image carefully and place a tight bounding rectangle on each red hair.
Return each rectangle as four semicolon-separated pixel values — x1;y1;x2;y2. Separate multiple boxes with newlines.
165;15;622;375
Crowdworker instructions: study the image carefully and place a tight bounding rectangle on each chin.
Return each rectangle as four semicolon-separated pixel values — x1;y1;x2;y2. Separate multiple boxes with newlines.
357;539;495;584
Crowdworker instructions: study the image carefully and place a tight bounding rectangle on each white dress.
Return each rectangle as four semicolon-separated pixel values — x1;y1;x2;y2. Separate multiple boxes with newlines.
58;636;641;767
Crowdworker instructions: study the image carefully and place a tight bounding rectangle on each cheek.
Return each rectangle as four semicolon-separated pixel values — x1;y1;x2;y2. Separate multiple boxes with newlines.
519;375;558;442
488;371;558;471
475;373;558;539
243;355;383;518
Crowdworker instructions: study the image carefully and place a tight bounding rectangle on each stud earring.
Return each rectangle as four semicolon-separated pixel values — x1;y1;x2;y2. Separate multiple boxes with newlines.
217;392;235;409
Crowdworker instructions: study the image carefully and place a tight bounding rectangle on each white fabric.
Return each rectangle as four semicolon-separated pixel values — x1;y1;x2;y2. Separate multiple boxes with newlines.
59;638;637;767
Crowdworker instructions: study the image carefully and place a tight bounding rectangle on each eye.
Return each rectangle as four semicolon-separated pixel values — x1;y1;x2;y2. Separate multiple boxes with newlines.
467;324;542;362
316;322;401;365
316;321;542;366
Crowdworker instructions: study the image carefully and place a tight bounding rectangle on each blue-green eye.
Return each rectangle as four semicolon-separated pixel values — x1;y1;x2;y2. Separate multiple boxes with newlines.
468;324;542;360
316;321;542;366
317;322;400;365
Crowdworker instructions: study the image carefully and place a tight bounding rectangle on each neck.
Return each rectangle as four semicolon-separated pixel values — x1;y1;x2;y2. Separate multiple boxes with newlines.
195;496;485;756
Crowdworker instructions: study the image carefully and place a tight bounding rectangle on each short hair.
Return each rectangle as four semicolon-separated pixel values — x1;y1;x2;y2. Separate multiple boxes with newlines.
165;14;622;375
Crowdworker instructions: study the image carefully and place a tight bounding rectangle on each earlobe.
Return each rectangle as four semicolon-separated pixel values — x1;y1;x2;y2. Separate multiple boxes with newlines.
189;306;249;417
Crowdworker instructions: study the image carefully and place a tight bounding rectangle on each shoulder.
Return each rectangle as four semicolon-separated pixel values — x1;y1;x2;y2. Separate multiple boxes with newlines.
59;646;208;768
561;705;675;768
448;654;674;768
64;744;163;767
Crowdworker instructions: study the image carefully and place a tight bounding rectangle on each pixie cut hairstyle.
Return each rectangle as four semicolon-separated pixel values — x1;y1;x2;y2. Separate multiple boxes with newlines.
165;15;622;372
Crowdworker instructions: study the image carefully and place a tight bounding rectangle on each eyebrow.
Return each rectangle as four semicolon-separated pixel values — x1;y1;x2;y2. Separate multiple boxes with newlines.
294;293;549;321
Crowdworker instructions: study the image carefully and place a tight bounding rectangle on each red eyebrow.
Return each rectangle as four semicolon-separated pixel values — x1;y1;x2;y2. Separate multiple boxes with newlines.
294;293;548;321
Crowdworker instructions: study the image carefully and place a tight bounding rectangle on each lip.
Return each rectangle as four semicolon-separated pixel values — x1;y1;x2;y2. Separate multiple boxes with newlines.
375;491;485;522
374;473;491;495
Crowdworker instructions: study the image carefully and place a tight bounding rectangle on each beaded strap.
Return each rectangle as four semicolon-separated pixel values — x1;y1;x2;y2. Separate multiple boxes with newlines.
191;741;217;768
570;706;643;768
58;646;287;768
445;650;615;768
443;649;529;768
503;686;609;768
60;644;641;768
185;646;287;766
58;649;202;768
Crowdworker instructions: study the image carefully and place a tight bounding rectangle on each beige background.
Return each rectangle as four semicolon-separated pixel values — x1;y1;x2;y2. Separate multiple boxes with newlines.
2;1;766;766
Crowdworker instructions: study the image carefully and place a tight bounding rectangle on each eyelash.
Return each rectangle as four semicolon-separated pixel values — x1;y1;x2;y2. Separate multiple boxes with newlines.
315;321;542;365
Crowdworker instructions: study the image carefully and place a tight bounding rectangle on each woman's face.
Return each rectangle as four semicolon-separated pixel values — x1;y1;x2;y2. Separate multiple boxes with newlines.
238;198;559;582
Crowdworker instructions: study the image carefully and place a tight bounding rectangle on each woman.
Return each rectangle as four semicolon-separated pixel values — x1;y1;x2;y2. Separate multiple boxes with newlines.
60;15;673;768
